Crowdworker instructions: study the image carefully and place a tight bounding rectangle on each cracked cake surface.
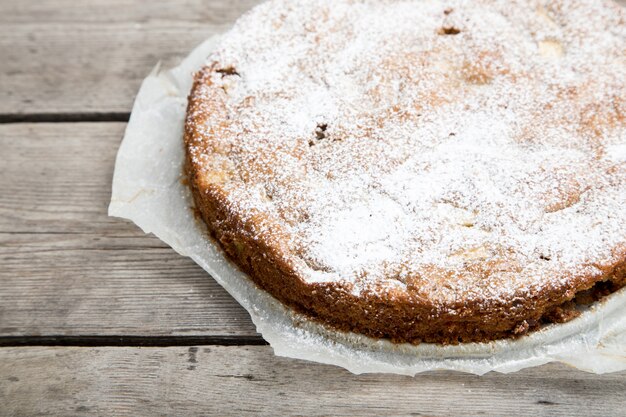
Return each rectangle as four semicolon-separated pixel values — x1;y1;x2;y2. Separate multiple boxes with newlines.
184;0;626;343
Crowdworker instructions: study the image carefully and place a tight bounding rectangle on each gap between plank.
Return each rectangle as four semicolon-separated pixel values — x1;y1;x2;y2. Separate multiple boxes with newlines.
0;335;268;347
0;112;130;124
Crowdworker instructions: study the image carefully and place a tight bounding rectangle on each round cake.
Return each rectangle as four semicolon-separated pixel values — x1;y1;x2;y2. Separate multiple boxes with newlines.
184;0;626;344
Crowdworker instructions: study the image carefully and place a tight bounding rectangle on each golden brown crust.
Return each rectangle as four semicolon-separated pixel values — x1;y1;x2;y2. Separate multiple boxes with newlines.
184;69;626;344
185;128;626;343
183;0;626;344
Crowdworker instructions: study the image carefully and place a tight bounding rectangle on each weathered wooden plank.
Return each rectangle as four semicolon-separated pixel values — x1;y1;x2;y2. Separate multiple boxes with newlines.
0;123;130;234
0;0;260;23
1;346;625;417
0;0;262;116
0;122;259;337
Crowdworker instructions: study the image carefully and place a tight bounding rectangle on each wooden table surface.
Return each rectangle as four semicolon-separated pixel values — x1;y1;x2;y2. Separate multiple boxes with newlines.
1;1;625;416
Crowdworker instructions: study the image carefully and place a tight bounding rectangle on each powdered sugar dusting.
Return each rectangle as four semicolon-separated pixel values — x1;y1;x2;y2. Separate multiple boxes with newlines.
186;0;626;307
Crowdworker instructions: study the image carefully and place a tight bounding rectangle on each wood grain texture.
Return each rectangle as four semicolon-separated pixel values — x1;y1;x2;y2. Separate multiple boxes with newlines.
0;122;259;338
0;0;262;116
1;346;625;417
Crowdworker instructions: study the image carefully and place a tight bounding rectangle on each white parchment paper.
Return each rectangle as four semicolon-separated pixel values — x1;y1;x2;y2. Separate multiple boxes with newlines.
109;35;626;375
